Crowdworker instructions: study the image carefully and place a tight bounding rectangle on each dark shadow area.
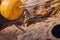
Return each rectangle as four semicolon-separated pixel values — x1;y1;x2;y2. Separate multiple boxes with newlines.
51;24;60;38
27;16;48;26
0;14;13;31
0;14;19;31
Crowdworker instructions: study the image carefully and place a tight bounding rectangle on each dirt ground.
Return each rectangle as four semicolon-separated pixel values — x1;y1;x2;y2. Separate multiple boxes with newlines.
0;14;60;40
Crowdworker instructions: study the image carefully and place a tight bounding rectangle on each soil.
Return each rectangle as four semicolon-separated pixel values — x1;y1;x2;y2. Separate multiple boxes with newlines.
0;14;60;40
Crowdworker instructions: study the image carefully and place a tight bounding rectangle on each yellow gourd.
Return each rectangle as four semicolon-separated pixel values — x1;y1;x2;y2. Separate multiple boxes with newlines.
1;0;23;20
0;3;1;11
0;6;1;11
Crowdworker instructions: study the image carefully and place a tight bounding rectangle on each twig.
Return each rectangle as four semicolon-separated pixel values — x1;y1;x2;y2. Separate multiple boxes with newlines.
19;0;59;8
